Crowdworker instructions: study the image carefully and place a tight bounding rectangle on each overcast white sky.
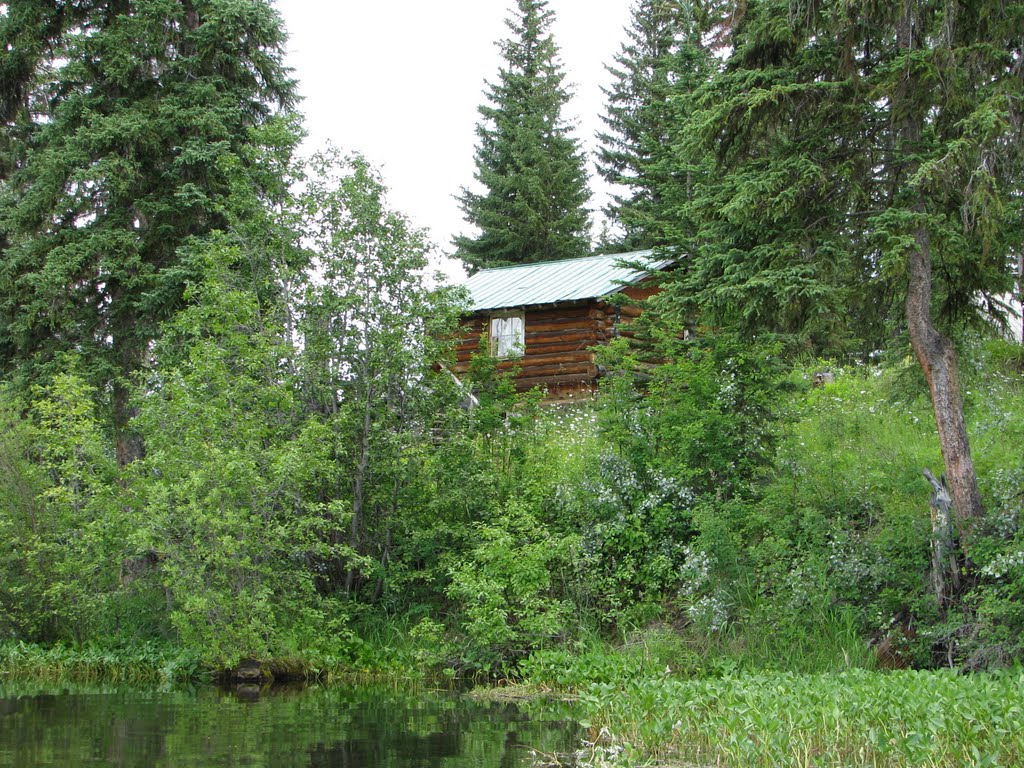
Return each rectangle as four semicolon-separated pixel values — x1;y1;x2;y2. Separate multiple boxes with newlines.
274;1;634;274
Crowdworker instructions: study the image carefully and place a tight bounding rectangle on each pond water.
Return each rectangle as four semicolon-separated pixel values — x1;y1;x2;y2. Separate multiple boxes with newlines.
0;682;581;768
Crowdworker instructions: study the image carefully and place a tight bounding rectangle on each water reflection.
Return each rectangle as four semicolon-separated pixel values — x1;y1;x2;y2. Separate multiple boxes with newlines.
0;682;580;768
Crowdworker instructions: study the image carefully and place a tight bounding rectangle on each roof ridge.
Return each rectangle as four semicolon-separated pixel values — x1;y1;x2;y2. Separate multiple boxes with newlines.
471;249;654;274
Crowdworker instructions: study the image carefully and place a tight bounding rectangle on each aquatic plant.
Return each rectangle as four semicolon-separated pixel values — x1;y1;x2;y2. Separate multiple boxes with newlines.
574;669;1024;767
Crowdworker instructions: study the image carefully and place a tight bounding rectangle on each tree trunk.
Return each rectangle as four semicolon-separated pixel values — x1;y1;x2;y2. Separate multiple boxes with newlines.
924;468;961;611
113;379;145;467
896;0;983;537
1017;250;1023;344
112;316;146;467
905;223;984;534
345;383;374;595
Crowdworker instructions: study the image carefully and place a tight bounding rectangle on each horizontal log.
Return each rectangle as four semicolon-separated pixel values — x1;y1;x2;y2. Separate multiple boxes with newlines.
456;323;612;359
450;365;603;393
462;309;647;335
526;328;599;344
523;340;599;355
516;372;595;390
451;358;538;373
457;345;597;366
526;318;603;333
521;351;594;366
621;285;659;301
515;361;594;378
458;316;609;349
451;359;521;374
459;334;599;353
528;305;595;320
457;340;597;360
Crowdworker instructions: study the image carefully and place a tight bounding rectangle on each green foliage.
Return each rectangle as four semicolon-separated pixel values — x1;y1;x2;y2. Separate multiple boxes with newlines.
0;389;49;641
295;151;465;604
984;337;1024;375
568;332;790;630
132;246;346;666
647;0;1022;559
522;626;696;689
596;0;716;249
522;608;873;692
956;352;1024;667
0;0;297;452
653;0;1022;355
749;365;940;633
0;641;196;686
2;0;1022;687
446;502;577;673
454;0;590;270
576;669;1024;767
119;151;467;666
736;355;1024;669
0;374;127;644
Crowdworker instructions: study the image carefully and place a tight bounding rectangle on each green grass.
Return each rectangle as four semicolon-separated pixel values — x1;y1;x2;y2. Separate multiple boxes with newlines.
0;641;198;686
575;668;1024;767
521;607;876;693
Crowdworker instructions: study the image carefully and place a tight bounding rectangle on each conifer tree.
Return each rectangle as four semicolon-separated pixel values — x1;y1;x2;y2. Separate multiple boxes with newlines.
455;0;591;271
0;0;296;463
596;0;715;249
657;0;1023;534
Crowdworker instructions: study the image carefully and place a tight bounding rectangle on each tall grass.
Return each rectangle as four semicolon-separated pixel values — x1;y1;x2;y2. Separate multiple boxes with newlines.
0;642;198;686
714;604;877;675
0;640;421;687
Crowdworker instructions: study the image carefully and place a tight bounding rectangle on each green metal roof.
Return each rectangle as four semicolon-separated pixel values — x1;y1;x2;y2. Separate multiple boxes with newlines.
465;250;672;312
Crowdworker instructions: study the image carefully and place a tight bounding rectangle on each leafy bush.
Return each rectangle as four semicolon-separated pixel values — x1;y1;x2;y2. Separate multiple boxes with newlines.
568;332;790;631
0;374;127;644
446;502;578;674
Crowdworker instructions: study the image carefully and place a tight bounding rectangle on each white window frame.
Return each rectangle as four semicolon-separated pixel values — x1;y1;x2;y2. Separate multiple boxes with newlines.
489;312;525;358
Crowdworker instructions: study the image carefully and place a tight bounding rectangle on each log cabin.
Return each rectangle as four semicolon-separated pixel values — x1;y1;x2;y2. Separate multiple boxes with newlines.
453;250;672;401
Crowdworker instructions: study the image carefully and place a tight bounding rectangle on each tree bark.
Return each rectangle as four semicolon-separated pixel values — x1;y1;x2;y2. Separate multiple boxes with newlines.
112;305;146;467
896;1;983;536
1017;250;1023;344
113;379;145;468
905;223;984;533
924;468;961;611
345;379;374;595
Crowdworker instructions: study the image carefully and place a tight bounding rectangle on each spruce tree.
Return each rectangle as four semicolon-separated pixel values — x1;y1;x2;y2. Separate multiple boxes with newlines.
455;0;591;271
653;0;884;351
656;0;1024;533
0;0;296;463
596;0;714;250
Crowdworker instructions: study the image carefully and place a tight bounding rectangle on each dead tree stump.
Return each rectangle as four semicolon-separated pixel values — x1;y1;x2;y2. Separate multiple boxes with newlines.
923;468;960;613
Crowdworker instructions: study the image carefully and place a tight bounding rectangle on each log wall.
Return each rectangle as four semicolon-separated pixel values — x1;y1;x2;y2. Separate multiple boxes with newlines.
454;281;658;401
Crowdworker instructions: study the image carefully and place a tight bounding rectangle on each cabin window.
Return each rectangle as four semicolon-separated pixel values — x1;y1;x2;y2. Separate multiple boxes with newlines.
489;313;525;358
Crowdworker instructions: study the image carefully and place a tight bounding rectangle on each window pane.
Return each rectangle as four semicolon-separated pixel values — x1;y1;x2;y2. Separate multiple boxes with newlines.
490;315;524;357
